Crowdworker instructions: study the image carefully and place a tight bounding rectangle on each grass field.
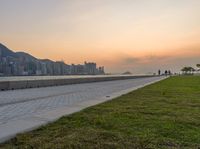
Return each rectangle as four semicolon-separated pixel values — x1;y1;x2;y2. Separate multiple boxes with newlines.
1;76;200;149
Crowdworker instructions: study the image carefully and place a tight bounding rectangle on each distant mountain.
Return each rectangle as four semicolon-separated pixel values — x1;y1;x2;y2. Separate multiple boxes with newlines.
16;52;38;62
0;43;17;58
0;43;105;76
40;59;54;63
0;43;38;62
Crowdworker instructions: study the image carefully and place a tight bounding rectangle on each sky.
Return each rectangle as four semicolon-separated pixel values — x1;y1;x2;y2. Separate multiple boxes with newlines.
0;0;200;74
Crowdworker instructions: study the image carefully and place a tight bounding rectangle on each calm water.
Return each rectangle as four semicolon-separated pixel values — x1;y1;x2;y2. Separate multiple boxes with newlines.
0;74;148;82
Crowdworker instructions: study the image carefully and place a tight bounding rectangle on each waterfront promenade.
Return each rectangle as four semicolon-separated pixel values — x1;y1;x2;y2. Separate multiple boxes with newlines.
0;76;165;143
0;75;154;91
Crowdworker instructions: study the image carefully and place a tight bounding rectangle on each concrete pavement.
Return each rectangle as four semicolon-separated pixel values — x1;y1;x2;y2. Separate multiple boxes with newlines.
0;76;166;143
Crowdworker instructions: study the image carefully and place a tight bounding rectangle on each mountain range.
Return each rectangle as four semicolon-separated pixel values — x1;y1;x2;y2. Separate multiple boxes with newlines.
0;43;104;76
0;43;50;62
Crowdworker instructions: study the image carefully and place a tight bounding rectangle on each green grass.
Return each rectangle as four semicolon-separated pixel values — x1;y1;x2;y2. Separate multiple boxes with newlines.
1;76;200;149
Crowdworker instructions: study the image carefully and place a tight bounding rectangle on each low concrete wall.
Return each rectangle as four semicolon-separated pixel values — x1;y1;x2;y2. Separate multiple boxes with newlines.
0;75;156;91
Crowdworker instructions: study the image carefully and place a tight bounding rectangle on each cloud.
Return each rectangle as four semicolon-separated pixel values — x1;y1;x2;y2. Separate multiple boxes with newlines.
143;55;170;63
115;54;200;73
122;57;140;64
121;55;170;66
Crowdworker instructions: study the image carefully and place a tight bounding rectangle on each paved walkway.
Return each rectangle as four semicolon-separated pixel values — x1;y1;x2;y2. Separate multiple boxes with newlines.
0;76;166;143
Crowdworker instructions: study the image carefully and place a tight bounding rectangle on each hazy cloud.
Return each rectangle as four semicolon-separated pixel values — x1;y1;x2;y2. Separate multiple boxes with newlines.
108;53;200;74
121;55;170;65
122;57;140;64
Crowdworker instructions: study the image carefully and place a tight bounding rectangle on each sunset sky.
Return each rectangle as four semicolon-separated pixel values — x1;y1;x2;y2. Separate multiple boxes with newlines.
0;0;200;74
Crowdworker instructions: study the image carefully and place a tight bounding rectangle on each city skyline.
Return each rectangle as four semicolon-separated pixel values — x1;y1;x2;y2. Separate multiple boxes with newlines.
0;43;105;76
0;0;200;73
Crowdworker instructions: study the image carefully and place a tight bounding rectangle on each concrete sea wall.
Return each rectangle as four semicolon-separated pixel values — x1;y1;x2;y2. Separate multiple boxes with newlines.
0;75;156;91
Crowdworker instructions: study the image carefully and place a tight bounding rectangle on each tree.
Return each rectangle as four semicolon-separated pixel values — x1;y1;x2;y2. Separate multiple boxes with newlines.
181;67;195;74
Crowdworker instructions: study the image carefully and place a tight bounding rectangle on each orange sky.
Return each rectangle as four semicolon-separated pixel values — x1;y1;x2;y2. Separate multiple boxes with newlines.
0;0;200;73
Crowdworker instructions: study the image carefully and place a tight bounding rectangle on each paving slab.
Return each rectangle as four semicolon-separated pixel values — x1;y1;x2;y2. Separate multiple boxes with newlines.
0;76;167;143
